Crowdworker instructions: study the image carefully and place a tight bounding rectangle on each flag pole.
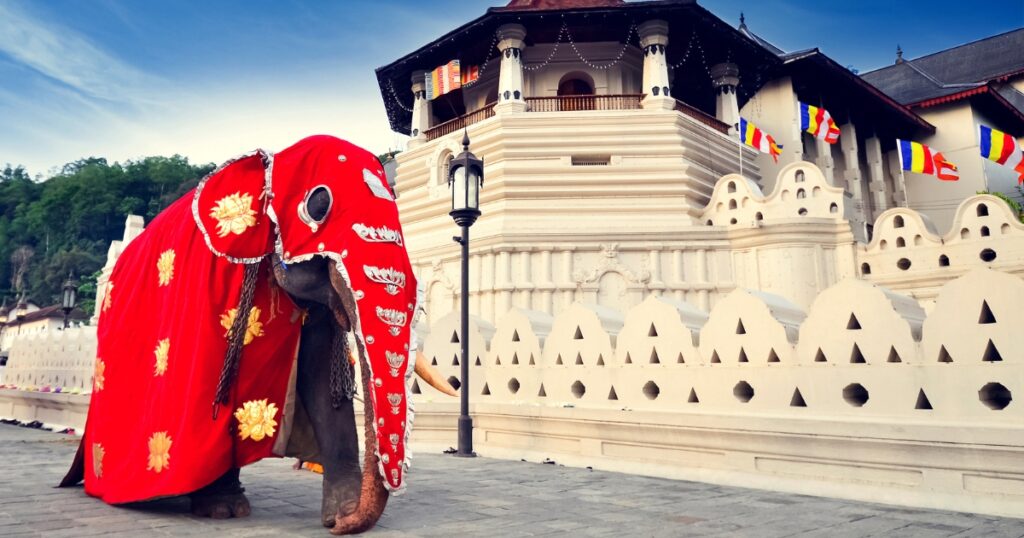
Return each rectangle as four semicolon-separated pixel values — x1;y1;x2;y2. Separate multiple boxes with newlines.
736;122;743;178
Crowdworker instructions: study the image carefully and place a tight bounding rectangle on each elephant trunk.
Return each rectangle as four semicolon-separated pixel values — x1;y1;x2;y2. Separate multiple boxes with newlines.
327;265;390;535
330;344;388;535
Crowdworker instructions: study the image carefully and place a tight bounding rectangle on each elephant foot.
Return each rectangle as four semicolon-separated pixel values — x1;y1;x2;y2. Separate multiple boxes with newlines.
190;492;252;519
189;468;250;519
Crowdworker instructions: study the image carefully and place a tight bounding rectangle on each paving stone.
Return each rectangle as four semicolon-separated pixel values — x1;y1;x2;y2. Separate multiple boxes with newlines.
2;424;1023;537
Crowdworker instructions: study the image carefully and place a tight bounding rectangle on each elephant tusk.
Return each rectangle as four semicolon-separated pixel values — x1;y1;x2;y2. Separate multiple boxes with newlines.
414;352;458;397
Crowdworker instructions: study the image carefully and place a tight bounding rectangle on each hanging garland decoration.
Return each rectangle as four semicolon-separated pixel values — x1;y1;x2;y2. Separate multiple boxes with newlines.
523;23;568;72
523;19;638;72
461;29;503;88
384;78;415;114
670;29;711;77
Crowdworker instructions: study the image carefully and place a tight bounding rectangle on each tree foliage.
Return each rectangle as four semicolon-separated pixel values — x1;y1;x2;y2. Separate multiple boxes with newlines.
0;157;214;309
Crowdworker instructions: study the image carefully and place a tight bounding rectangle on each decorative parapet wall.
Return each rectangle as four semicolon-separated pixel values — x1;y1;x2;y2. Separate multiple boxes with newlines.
418;268;1020;419
412;269;1023;516
2;326;97;393
857;194;1024;306
699;162;847;227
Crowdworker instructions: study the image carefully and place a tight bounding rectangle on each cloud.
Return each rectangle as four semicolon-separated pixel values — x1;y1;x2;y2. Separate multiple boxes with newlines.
0;1;160;106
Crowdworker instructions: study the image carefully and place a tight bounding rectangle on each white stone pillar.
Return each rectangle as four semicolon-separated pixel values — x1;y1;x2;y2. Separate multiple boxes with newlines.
639;20;673;111
408;70;430;148
710;63;740;134
495;24;526;114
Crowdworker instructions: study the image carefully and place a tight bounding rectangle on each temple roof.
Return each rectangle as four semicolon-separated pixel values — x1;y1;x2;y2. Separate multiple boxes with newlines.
861;29;1024;106
737;19;934;140
498;0;625;11
375;0;782;135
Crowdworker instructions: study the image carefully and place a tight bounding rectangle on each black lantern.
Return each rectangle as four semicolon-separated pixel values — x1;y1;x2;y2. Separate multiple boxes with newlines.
448;131;484;227
447;130;484;458
61;271;78;328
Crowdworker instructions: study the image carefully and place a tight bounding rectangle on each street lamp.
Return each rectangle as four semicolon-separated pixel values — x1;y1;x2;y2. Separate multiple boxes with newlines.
448;130;483;458
61;271;78;329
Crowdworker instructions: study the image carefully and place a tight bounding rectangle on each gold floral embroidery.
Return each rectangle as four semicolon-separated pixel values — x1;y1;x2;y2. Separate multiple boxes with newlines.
147;431;172;473
93;358;105;392
233;399;279;442
157;250;175;286
102;282;113;312
92;443;104;478
220;306;264;345
210;192;257;238
154;338;170;376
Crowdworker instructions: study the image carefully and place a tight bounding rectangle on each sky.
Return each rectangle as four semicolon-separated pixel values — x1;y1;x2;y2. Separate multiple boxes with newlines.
0;0;1020;177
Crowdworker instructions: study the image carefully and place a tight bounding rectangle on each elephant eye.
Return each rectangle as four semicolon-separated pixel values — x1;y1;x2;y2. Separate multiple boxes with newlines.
303;185;333;225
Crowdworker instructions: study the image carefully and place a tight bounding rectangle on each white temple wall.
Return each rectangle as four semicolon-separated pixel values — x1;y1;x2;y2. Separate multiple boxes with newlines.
406;270;1024;518
907;103;985;231
521;42;643;97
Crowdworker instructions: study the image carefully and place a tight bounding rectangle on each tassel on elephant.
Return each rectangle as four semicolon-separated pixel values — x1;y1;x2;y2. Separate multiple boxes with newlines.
59;135;454;534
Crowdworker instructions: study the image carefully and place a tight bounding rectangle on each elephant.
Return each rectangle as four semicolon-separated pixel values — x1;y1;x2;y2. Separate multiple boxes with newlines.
59;135;455;534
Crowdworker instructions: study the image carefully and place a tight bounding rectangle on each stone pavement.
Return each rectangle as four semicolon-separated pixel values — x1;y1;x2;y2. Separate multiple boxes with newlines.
1;425;1022;537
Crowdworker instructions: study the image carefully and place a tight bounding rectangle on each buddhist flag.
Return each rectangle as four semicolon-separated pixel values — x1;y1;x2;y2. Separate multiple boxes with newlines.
898;139;959;181
425;60;461;100
979;125;1024;183
461;64;480;86
799;102;840;144
739;118;783;162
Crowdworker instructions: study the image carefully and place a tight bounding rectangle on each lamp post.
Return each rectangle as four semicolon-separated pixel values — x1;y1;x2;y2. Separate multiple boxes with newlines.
448;130;483;458
61;272;78;329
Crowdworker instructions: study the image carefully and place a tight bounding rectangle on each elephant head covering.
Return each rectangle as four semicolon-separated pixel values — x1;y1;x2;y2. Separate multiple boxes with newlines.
75;135;417;504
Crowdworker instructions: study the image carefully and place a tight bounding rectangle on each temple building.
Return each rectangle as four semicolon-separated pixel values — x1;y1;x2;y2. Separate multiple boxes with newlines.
862;29;1024;229
374;0;1024;324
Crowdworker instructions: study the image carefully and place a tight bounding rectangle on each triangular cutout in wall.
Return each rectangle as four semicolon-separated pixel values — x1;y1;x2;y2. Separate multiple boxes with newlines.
687;388;699;403
608;387;618;400
850;344;866;364
555;354;563;365
538;384;547;397
847;313;862;330
767;349;780;363
710;351;721;364
596;354;605;366
625;352;633;364
512;330;521;342
450;331;460;343
983;339;1003;362
481;383;491;395
937;345;953;363
979;301;996;324
574;327;584;340
575;353;584;365
887;346;902;363
511;352;519;365
430;356;438;366
411;379;421;394
476;357;483;366
738;348;748;363
452;354;460;366
790;388;807;407
529;354;536;366
648;324;658;337
677;353;685;364
736;319;746;334
650;349;661;364
915;389;932;410
814;348;827;363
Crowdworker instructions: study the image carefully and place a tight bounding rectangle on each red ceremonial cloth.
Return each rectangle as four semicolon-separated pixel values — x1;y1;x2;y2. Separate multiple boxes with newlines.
80;136;418;503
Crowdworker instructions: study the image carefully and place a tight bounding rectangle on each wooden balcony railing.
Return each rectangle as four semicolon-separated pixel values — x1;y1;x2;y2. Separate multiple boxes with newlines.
674;100;731;134
525;94;643;112
425;103;496;141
